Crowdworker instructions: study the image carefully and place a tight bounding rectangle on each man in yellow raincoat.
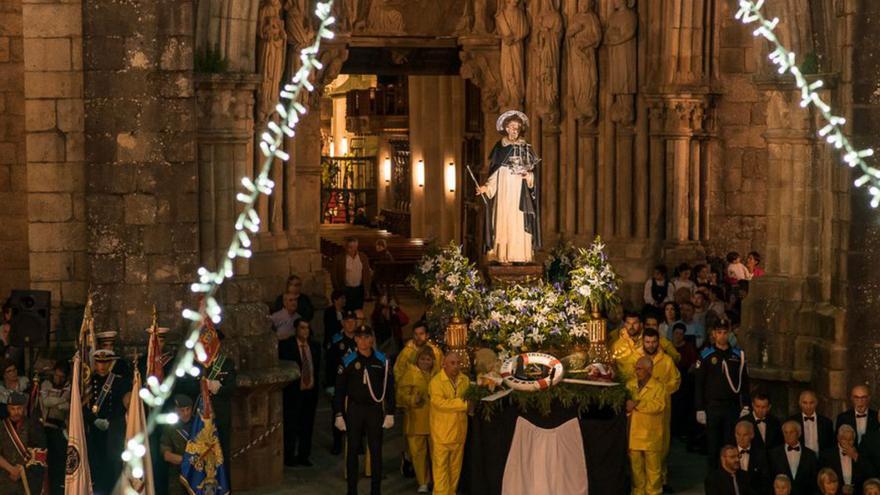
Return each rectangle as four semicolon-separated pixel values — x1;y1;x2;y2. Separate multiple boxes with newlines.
641;328;681;491
395;322;443;389
398;346;439;493
612;311;680;380
627;355;667;495
429;352;470;495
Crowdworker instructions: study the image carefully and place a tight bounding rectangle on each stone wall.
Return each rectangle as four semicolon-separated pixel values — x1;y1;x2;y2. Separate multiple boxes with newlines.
82;0;199;335
0;0;28;299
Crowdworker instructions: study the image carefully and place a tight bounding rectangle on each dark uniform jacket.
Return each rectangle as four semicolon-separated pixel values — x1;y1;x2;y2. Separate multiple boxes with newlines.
695;345;750;411
325;332;356;388
704;468;756;495
333;350;395;415
789;413;836;453
159;420;192;495
738;444;770;495
84;370;130;493
768;443;818;495
0;417;46;495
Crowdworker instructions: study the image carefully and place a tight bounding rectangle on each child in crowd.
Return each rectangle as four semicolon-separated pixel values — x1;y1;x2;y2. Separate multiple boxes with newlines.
725;252;749;283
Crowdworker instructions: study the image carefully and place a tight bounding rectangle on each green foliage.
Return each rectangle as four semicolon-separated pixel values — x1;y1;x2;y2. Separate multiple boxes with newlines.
800;52;819;75
464;382;630;422
195;46;229;74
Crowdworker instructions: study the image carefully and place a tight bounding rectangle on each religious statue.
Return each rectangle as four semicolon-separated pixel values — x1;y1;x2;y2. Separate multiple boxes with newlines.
285;0;314;55
495;0;529;109
257;0;287;123
344;0;366;32
567;0;602;124
535;0;563;119
477;111;542;264
605;0;638;124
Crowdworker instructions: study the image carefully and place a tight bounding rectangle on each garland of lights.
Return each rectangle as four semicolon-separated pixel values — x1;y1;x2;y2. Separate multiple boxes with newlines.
116;2;337;490
734;0;880;206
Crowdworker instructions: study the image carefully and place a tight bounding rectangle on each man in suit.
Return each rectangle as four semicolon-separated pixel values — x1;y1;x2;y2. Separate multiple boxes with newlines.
769;421;819;495
705;444;757;495
331;237;372;311
323;290;347;349
745;393;783;454
282;319;321;466
836;385;879;445
789;390;835;454
819;424;875;495
735;420;770;495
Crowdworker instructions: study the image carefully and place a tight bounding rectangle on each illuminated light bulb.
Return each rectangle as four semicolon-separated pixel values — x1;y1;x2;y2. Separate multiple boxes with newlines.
416;160;425;188
446;162;456;192
383;156;391;184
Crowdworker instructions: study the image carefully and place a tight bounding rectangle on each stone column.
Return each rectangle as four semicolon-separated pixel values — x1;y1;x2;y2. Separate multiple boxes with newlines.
195;73;260;273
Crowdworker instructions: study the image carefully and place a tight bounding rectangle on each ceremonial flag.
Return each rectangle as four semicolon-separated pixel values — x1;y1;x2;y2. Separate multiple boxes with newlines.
146;306;164;382
116;369;155;495
78;298;96;405
181;381;230;495
65;352;92;495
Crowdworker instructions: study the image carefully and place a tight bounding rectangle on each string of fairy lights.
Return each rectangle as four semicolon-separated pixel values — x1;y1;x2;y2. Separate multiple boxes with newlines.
734;0;880;207
116;1;338;489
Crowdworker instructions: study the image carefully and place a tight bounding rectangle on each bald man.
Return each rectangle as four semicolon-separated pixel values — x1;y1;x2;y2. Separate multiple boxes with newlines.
788;390;834;453
627;356;667;495
836;385;879;446
734;420;769;495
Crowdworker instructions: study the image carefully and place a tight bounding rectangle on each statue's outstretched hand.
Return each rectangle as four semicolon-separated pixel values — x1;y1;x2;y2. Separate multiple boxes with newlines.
476;185;488;196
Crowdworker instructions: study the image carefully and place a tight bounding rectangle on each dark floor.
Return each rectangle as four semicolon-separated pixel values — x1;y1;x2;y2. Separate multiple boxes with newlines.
240;394;708;495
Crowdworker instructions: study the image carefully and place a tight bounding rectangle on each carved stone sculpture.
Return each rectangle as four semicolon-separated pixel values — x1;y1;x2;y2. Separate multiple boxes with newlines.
474;0;489;34
257;0;287;123
344;0;366;32
567;0;602;125
368;0;404;33
605;0;638;124
535;0;563;120
495;0;529;109
285;0;314;51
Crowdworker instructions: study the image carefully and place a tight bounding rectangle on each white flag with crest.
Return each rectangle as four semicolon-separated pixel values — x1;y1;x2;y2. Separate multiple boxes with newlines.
115;368;155;495
65;352;93;495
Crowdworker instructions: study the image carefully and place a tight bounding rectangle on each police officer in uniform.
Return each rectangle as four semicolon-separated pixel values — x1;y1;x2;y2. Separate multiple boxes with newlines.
695;321;750;467
85;349;131;495
334;326;395;495
327;311;358;455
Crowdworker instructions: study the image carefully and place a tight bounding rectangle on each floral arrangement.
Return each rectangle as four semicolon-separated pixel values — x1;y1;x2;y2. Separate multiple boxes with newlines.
569;236;621;313
470;283;589;360
407;242;484;326
544;239;579;287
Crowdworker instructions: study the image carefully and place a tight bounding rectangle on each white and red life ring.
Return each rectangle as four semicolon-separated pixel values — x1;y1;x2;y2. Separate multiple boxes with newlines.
499;352;565;392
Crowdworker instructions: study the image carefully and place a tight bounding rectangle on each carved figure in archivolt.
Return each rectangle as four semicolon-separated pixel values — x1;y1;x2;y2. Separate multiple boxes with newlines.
344;0;369;32
567;0;602;124
535;0;563;119
285;0;315;76
257;0;287;123
605;0;638;124
495;0;529;109
368;0;404;33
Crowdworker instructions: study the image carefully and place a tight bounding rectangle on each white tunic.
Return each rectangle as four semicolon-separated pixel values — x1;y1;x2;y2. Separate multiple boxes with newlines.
485;165;534;263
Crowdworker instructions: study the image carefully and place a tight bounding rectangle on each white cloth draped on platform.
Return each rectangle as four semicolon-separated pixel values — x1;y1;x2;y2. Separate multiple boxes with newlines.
501;417;588;495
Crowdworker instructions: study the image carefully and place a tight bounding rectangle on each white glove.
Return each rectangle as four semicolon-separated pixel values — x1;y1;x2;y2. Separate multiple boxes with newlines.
94;418;110;431
696;411;707;425
334;415;347;432
207;379;221;395
739;406;751;418
382;414;395;429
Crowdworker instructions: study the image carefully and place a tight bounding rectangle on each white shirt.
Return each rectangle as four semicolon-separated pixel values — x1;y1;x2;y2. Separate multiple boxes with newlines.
753;413;767;441
839;446;853;485
802;414;819;453
785;443;802;478
738;447;750;471
270;309;300;340
345;253;363;287
856;410;868;441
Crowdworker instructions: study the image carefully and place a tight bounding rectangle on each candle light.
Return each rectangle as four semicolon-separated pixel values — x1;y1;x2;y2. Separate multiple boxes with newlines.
416;159;425;188
446;161;456;192
383;156;391;184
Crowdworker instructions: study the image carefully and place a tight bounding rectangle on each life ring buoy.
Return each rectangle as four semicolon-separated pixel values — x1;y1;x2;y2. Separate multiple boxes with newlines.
499;352;565;392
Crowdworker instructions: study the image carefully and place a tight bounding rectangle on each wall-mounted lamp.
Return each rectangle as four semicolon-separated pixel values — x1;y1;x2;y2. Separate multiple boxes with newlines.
383;156;391;184
416;159;425;188
446;162;456;192
329;139;335;157
340;136;348;156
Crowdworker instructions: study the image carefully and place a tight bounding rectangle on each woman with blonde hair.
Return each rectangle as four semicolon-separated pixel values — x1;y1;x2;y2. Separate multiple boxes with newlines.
398;346;439;493
817;468;840;495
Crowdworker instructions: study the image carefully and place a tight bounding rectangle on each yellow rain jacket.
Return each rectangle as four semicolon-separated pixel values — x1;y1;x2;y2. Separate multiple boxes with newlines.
611;331;680;379
429;370;470;445
394;340;444;384
626;377;667;452
398;364;434;436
